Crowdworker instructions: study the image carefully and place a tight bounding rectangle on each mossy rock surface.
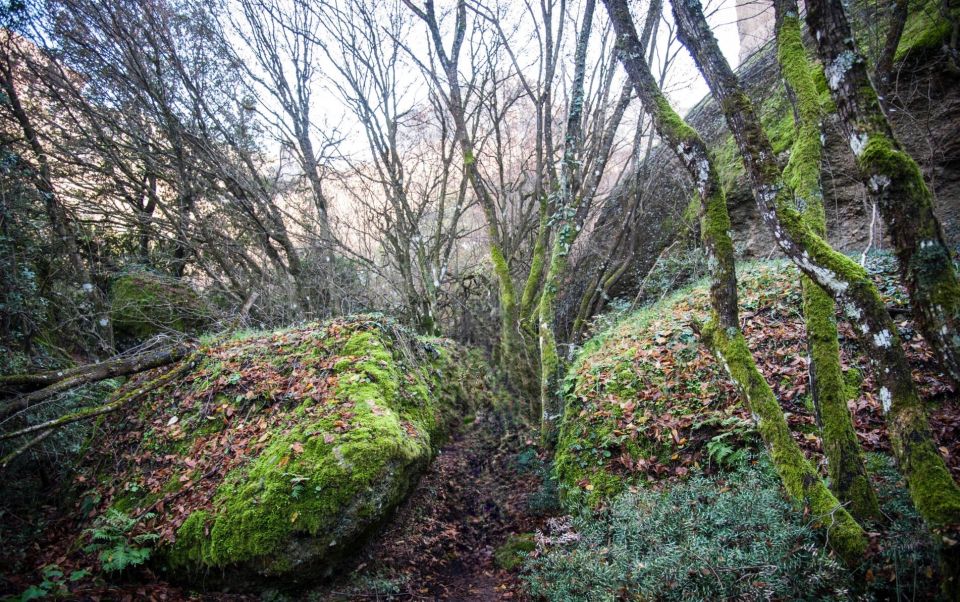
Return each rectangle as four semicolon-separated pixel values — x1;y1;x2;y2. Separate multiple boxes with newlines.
78;315;496;588
494;533;536;571
555;255;954;507
110;271;213;341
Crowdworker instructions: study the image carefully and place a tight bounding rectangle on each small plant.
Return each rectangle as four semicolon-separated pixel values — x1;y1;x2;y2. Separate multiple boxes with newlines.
863;453;940;600
84;509;158;572
334;571;410;598
17;565;89;600
495;533;537;571
704;432;751;469
694;414;758;469
285;472;311;499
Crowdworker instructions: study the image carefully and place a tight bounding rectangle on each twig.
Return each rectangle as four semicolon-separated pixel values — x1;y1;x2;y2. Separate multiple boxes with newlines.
860;201;878;266
0;428;53;470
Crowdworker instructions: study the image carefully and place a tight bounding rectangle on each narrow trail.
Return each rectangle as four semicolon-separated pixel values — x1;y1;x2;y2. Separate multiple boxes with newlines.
321;409;551;601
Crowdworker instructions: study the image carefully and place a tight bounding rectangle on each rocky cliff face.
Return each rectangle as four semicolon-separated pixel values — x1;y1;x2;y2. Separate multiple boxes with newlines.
736;0;775;63
708;40;960;259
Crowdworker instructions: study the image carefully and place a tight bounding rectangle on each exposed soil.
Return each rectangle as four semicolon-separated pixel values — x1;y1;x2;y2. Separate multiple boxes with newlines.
316;408;552;601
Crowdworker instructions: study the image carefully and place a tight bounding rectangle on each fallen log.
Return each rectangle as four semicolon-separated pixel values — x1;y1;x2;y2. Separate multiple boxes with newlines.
0;344;191;422
0;350;203;469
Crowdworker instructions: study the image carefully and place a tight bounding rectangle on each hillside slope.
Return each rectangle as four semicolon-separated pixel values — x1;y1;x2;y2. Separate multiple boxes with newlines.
555;254;958;505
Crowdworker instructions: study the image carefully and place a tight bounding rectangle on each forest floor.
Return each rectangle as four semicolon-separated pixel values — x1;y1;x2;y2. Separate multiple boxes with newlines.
314;408;553;601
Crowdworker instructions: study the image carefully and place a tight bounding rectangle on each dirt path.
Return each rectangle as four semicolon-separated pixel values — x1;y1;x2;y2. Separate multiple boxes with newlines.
319;409;552;601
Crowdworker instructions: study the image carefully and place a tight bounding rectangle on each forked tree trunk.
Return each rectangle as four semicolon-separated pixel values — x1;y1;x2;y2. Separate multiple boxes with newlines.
671;0;960;584
539;0;596;445
603;0;868;564
774;0;880;521
404;0;537;397
806;0;960;386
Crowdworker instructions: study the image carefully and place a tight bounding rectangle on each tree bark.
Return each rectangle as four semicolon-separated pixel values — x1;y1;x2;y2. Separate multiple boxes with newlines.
874;0;909;88
774;0;880;522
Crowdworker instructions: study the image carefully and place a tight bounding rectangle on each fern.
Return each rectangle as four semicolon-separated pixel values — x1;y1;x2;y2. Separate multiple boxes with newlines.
83;509;157;573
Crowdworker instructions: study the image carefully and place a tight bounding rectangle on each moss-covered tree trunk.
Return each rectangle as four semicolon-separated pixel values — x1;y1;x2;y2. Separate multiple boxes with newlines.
603;0;867;565
806;0;960;387
538;0;596;445
774;0;880;522
671;0;960;583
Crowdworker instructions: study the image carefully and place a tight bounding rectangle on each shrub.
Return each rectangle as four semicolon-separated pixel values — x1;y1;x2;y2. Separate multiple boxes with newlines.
523;461;851;601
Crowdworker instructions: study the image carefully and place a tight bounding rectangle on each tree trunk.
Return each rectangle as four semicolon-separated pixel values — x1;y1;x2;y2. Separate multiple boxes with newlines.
604;0;867;564
874;0;908;87
775;0;880;521
806;0;960;386
539;0;596;446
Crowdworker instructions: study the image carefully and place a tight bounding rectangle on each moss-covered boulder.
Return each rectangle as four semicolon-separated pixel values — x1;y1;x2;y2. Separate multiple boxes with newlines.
76;315;496;588
556;255;955;507
110;271;213;341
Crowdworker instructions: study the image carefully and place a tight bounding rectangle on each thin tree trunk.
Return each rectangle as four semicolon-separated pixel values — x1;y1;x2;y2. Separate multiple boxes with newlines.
539;0;596;445
875;0;909;88
0;345;191;423
405;0;536;395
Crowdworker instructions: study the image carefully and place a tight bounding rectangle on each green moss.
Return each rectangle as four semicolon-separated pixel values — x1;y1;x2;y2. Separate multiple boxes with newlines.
494;533;536;571
166;327;462;572
110;271;212;341
520;197;549;321
778;7;880;522
895;0;953;60
554;297;728;508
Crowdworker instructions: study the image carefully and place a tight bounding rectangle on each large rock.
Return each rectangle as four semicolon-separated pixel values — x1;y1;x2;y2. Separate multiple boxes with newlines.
80;315;495;589
109;271;213;342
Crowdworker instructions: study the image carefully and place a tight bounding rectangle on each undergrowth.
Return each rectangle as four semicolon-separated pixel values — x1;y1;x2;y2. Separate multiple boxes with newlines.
524;459;851;601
